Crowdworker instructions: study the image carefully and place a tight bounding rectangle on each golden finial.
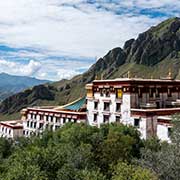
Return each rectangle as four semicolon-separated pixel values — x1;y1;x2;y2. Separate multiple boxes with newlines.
168;68;172;79
127;71;131;78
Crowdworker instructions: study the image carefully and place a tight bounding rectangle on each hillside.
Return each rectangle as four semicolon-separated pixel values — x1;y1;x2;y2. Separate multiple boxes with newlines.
0;73;49;101
1;17;180;118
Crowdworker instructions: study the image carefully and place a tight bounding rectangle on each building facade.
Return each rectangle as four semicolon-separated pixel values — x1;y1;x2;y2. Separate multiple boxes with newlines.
86;78;180;141
21;97;86;137
0;120;23;139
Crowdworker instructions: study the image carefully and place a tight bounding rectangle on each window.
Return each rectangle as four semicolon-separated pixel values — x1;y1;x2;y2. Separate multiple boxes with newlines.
93;114;97;122
34;114;37;120
104;102;110;111
168;88;172;97
34;122;37;128
134;118;140;128
45;116;48;122
56;117;60;123
50;116;53;122
74;119;77;123
116;116;120;122
68;118;71;122
156;88;160;98
94;102;98;110
138;88;142;98
156;102;160;108
27;121;29;127
30;121;33;128
39;123;43;129
149;88;154;98
9;129;11;135
106;90;110;97
103;115;109;123
116;103;121;112
40;115;43;120
168;127;172;137
63;118;66;124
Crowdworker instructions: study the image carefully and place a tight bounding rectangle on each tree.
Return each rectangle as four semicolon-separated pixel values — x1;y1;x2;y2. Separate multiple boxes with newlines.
112;162;158;180
97;123;143;175
0;123;143;180
78;169;106;180
0;137;13;159
1;163;47;180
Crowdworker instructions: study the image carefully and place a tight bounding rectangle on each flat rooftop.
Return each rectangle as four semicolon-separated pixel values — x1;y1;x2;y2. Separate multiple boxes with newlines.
0;120;23;129
93;78;180;83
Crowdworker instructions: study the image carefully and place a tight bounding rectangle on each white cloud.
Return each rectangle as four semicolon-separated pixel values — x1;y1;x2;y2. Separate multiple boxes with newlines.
0;0;170;58
34;58;93;81
57;69;78;80
0;59;41;76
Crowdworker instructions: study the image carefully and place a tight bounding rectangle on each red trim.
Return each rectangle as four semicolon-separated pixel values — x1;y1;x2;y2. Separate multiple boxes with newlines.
92;79;180;94
25;108;86;120
0;123;23;129
131;108;180;117
158;119;171;124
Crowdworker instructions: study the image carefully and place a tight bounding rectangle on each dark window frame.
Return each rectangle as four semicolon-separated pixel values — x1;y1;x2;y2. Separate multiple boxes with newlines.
116;103;121;112
103;115;109;123
104;102;110;111
115;116;120;122
94;102;98;110
93;114;97;122
134;118;140;128
168;127;172;137
168;88;172;97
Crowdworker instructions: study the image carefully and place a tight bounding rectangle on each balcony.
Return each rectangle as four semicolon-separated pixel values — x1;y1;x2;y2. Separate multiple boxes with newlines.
166;99;180;107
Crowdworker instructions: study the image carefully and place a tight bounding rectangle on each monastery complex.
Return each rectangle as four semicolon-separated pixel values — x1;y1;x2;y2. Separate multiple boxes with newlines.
1;74;180;142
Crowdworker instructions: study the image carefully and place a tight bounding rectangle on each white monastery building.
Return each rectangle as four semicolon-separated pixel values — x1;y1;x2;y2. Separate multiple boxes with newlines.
86;77;180;141
1;75;180;142
21;97;86;137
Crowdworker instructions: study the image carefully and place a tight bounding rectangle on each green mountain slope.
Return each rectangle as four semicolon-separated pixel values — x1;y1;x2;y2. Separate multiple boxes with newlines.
0;73;50;101
1;17;180;118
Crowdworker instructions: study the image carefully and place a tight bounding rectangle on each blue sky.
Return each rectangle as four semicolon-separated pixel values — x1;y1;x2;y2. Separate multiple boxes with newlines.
0;0;179;81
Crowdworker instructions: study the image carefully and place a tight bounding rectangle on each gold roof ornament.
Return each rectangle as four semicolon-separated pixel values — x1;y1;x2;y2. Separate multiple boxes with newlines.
167;68;172;79
127;71;131;78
